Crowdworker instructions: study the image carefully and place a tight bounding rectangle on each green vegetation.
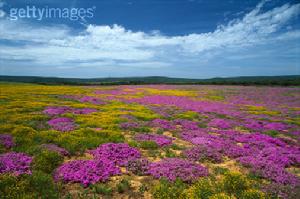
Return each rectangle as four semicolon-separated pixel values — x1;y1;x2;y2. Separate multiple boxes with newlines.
116;179;131;193
32;150;64;173
0;171;61;199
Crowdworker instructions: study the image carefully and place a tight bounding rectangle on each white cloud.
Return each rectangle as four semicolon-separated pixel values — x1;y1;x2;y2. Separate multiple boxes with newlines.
0;0;299;68
0;0;5;18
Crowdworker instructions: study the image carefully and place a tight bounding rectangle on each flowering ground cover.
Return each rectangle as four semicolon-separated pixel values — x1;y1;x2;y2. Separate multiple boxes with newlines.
0;83;300;198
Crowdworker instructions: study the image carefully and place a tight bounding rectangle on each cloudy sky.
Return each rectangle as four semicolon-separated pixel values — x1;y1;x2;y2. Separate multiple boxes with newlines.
0;0;299;78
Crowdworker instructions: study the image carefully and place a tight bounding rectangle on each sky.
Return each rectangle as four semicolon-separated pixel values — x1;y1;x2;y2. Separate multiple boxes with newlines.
0;0;299;78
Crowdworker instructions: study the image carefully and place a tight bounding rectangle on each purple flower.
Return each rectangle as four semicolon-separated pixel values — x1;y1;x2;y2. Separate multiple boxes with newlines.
80;96;105;105
54;159;121;187
0;134;15;149
190;137;212;145
264;122;289;131
174;119;200;130
239;156;299;185
43;106;71;116
183;146;223;163
208;118;233;129
120;122;140;129
135;134;173;147
89;143;141;166
0;152;32;175
47;117;75;132
44;106;97;116
130;95;236;116
150;119;176;130
148;158;208;182
72;108;97;114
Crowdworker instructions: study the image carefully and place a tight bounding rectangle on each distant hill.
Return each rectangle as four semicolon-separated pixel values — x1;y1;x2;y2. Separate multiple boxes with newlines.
0;75;299;86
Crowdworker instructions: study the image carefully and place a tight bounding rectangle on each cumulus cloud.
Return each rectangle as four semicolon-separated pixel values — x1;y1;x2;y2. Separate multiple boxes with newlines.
0;0;6;18
0;0;299;72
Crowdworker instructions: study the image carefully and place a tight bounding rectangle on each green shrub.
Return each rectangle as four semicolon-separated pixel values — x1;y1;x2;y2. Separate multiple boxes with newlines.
54;129;124;155
156;128;164;134
184;177;215;199
184;172;261;199
0;144;6;153
116;179;131;193
164;148;177;158
27;171;61;198
91;183;112;195
138;184;148;194
32;150;64;173
153;179;187;199
222;172;249;196
213;167;229;175
140;141;158;150
134;126;151;133
174;111;199;120
0;172;60;199
208;193;232;199
264;130;279;137
198;123;208;128
170;144;184;150
11;126;37;152
240;189;266;199
0;174;32;199
128;140;139;147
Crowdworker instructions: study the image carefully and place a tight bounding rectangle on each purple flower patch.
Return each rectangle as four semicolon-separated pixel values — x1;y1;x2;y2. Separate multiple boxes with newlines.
48;117;75;132
72;108;97;114
150;119;176;130
44;106;97;116
80;96;105;105
174;119;200;130
89;143;141;166
264;122;289;131
43;106;71;116
208;118;233;129
148;158;208;182
0;152;32;175
54;159;121;187
183;146;223;163
120;122;140;129
0;134;15;149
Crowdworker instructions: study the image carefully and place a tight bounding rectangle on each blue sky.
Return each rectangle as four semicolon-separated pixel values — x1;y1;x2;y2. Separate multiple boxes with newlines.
0;0;299;78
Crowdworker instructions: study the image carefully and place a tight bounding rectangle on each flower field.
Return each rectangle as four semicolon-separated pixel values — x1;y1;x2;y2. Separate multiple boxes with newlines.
0;83;300;199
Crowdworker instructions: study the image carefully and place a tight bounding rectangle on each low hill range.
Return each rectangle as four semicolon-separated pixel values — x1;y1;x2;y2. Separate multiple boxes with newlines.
0;75;299;86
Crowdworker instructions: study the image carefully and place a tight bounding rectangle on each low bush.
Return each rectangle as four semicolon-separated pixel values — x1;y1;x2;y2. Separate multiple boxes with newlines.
208;193;232;199
240;189;266;199
222;172;249;195
116;179;131;193
153;179;188;199
91;183;113;196
183;172;265;199
0;174;32;199
0;171;60;199
32;150;64;173
140;141;159;150
27;171;61;198
184;177;215;199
